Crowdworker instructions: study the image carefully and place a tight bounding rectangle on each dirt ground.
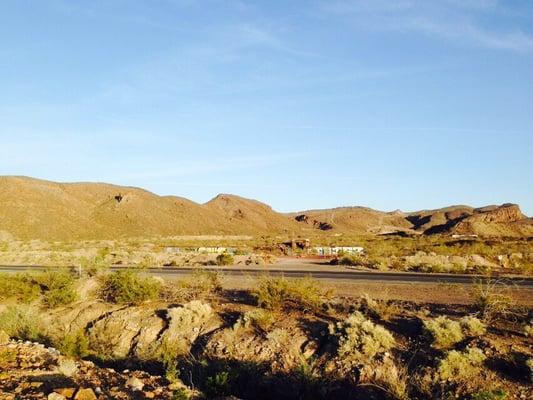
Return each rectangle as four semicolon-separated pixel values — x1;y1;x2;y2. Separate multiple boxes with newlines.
216;275;533;305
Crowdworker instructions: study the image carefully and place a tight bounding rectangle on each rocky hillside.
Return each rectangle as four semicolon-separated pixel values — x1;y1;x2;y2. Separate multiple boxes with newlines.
0;336;184;399
290;207;414;235
0;176;530;240
0;177;299;240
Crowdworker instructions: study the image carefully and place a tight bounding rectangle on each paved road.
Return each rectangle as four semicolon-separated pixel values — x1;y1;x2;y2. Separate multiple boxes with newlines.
1;264;532;287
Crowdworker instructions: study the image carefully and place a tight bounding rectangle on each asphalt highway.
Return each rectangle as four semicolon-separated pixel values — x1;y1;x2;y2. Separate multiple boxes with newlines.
1;264;532;287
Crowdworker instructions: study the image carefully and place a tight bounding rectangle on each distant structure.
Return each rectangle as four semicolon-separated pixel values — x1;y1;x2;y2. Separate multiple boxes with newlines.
451;234;478;239
164;246;181;254
163;246;236;254
312;246;364;256
197;246;232;254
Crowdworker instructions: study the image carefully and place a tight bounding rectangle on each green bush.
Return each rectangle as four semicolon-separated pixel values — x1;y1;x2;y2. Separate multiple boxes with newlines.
205;371;230;397
172;388;190;400
471;389;508;400
216;253;234;266
100;270;161;304
0;273;40;303
239;308;276;332
0;305;45;342
55;329;89;358
36;269;78;307
253;275;329;312
329;311;395;365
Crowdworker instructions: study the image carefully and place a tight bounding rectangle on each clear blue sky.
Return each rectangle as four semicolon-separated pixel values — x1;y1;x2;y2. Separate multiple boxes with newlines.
1;1;532;214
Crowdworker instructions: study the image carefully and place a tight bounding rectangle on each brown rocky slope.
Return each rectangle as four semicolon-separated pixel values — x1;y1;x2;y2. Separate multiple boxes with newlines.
0;176;530;240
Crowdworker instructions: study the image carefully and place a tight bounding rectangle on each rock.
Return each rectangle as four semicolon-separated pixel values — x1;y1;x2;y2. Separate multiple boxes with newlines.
144;392;155;399
55;388;76;398
87;307;165;359
48;393;66;400
74;388;97;400
57;358;78;377
125;376;144;391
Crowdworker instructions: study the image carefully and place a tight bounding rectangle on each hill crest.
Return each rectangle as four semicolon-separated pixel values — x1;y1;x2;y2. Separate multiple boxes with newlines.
0;176;530;240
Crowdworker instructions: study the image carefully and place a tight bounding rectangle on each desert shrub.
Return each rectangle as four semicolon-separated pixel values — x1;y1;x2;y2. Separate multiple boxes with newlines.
87;320;124;361
524;323;532;337
329;311;395;365
36;268;78;307
423;316;464;349
55;329;89;358
161;269;222;302
100;270;161;304
205;371;230;397
0;273;40;303
527;358;533;382
216;253;234;266
0;305;44;342
80;255;108;277
239;308;276;332
471;389;508;400
424;316;486;349
154;337;182;383
172;388;190;400
360;358;409;400
338;254;363;266
437;347;486;382
459;316;486;337
253;275;329;312
138;255;155;269
360;293;399;321
0;348;16;366
473;280;514;322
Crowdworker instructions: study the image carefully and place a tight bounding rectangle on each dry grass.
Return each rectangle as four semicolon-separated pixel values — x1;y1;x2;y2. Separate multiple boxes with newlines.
253;275;331;312
473;280;515;322
0;305;45;342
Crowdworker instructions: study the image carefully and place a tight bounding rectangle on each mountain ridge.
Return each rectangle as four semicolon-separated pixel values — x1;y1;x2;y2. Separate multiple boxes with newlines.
0;176;531;240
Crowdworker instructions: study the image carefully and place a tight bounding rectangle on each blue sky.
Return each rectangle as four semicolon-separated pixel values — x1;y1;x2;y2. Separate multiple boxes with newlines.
1;0;532;214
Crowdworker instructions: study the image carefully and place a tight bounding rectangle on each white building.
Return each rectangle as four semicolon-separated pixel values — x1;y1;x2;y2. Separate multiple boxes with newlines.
312;246;364;256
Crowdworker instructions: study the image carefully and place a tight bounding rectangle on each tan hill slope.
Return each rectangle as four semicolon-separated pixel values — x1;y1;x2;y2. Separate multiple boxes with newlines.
0;176;297;240
402;204;533;237
289;207;414;235
452;204;533;237
0;176;530;240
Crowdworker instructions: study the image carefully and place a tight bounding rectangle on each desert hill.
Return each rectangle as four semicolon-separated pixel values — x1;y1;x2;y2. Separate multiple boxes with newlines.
290;207;414;235
0;176;531;240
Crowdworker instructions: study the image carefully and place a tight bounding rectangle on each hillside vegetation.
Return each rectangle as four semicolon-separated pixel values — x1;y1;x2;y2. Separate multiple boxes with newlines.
0;270;531;399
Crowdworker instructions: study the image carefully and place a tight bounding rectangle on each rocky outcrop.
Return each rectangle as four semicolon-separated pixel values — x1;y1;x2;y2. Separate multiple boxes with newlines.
453;204;533;237
43;301;222;362
470;204;525;223
0;339;183;399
